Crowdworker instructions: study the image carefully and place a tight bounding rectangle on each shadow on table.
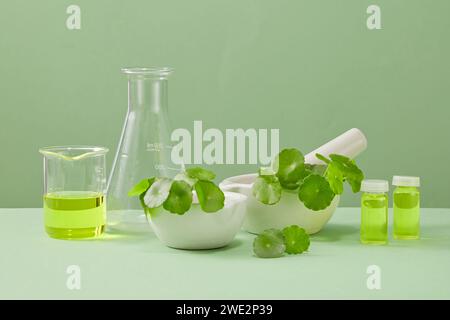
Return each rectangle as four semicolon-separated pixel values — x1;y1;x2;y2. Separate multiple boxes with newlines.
312;223;450;249
386;224;450;250
311;224;359;242
74;229;157;243
173;239;245;255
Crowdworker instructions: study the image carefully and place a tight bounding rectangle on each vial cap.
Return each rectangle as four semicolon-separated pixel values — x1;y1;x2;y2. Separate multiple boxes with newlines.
361;179;389;193
392;176;420;187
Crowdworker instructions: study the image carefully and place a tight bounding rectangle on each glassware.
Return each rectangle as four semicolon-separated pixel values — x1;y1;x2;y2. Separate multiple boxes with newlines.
107;67;182;233
360;179;389;245
39;146;108;239
393;176;420;240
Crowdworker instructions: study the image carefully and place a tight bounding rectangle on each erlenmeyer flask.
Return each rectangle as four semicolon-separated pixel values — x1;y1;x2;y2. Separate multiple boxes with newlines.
107;67;181;233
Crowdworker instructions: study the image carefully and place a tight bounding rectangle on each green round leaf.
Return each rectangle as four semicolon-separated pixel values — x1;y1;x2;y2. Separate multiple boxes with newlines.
144;178;172;208
308;164;327;176
163;180;193;215
273;149;305;190
253;229;285;258
174;172;197;187
128;178;154;197
186;167;216;181
252;175;282;205
282;225;310;254
326;162;344;195
329;154;364;193
298;174;335;211
315;153;331;164
194;180;225;213
259;166;276;176
139;192;149;214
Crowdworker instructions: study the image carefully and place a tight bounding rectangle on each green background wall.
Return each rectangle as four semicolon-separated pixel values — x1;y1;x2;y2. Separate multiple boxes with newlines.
1;0;449;208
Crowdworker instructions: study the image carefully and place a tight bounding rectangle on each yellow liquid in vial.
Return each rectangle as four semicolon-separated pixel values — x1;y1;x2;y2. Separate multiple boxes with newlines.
360;193;388;245
393;186;420;240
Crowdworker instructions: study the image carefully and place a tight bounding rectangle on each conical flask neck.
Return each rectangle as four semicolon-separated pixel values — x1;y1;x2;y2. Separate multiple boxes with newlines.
128;77;168;112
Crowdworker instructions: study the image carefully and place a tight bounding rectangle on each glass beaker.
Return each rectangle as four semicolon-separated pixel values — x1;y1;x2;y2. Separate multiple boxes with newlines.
39;146;108;239
107;67;182;233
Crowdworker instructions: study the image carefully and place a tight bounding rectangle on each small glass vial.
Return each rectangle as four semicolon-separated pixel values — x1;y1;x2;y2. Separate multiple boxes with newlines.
360;180;389;245
393;176;420;240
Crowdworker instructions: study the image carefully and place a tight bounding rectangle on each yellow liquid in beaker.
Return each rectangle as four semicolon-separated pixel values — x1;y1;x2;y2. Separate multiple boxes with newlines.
44;191;106;239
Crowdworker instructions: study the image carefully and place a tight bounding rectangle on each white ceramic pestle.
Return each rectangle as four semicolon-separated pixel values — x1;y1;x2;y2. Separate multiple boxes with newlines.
304;128;367;165
219;128;368;234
